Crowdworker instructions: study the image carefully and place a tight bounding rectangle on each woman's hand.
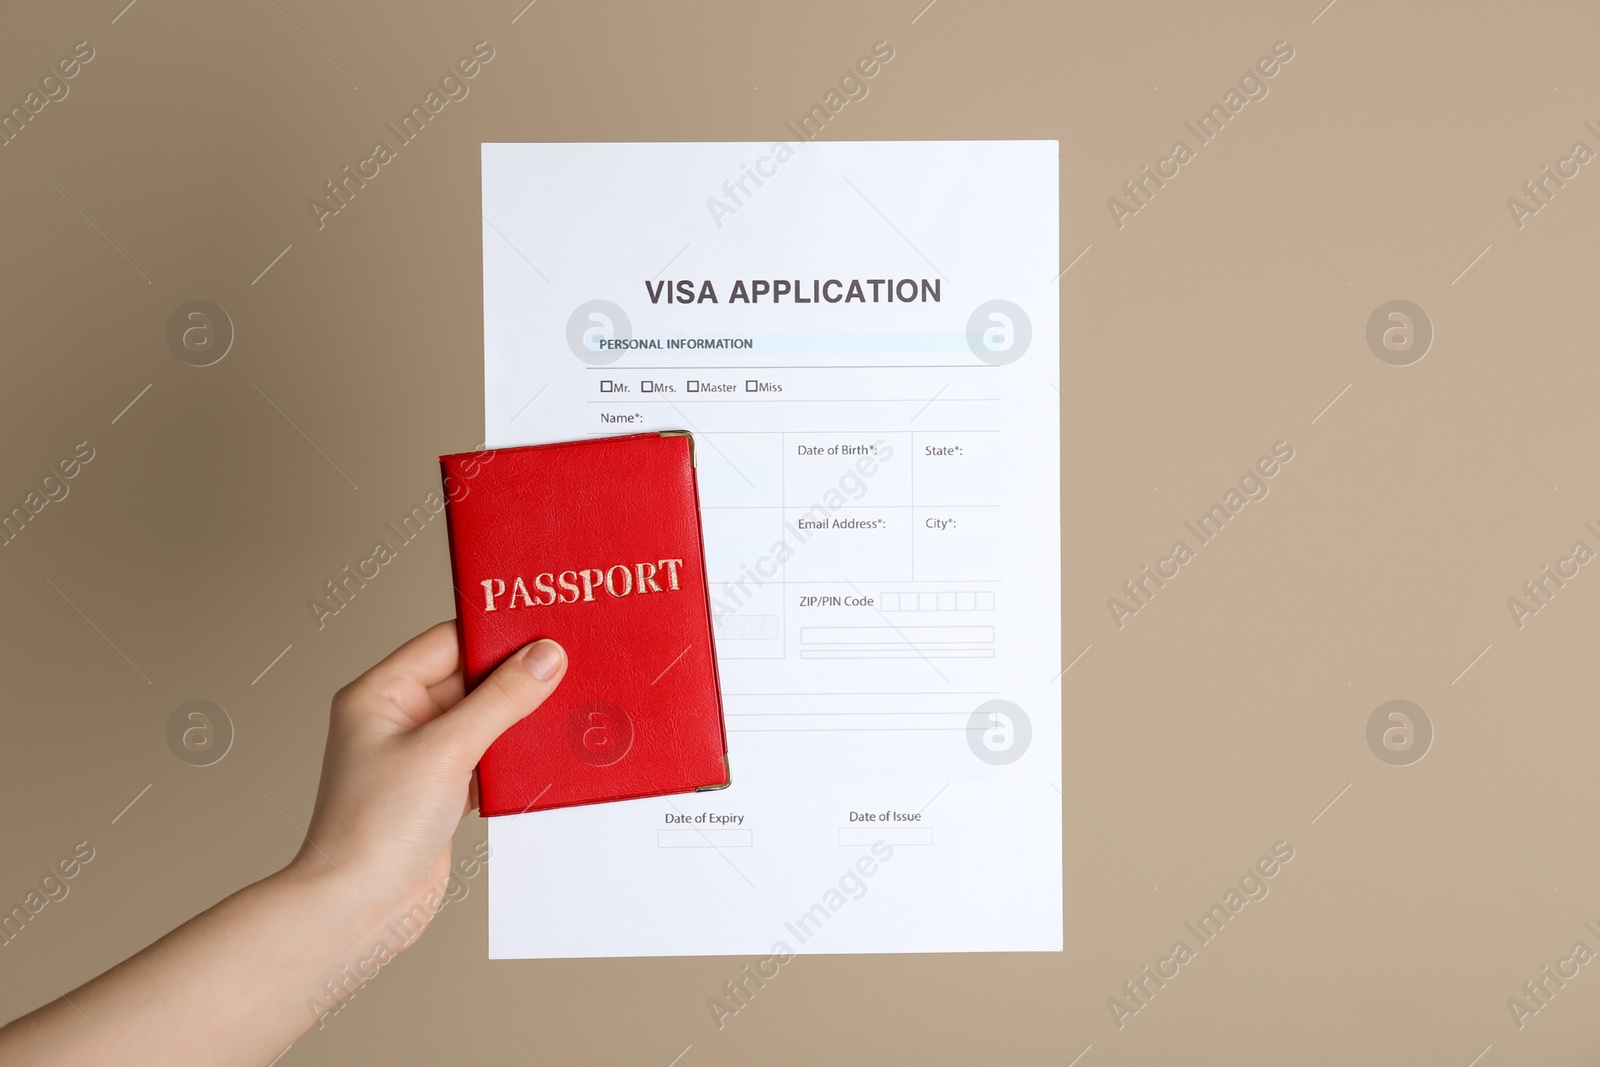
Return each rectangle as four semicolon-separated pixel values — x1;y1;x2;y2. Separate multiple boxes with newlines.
289;623;567;944
0;622;566;1067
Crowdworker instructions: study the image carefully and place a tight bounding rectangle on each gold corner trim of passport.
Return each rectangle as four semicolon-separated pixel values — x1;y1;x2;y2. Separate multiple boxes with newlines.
657;429;695;466
696;755;731;791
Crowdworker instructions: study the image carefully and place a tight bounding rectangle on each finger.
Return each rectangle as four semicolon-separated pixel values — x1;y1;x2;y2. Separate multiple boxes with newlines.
368;669;465;733
356;621;462;695
426;671;466;713
422;639;566;767
337;623;466;732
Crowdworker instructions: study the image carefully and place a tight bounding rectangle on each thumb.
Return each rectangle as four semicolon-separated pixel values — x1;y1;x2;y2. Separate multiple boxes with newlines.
425;639;567;767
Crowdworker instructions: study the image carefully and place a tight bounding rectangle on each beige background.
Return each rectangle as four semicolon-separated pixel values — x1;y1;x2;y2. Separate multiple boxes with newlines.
2;0;1598;1063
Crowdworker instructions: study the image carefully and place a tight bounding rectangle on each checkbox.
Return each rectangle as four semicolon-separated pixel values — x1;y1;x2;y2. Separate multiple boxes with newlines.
601;380;615;393
642;380;655;393
687;380;699;393
745;380;759;392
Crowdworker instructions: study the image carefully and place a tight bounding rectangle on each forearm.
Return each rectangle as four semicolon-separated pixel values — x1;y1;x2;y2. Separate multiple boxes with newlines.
0;863;384;1066
0;625;562;1066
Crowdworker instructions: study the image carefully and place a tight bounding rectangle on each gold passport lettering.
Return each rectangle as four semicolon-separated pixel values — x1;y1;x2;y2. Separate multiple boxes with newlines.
480;559;684;611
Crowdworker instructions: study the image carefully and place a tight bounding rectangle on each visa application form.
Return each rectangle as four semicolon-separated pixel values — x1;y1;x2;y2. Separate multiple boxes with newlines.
481;141;1060;957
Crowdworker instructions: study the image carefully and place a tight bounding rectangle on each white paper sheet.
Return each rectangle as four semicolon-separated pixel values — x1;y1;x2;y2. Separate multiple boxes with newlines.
481;140;1060;957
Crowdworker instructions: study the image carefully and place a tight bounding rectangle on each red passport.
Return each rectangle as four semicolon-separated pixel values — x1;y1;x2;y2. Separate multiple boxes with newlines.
439;432;730;816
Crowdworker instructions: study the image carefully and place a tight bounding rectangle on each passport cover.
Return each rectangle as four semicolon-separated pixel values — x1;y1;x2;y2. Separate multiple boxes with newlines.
439;431;730;816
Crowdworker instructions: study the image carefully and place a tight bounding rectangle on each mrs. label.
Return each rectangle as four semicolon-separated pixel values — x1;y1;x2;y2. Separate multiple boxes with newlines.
480;558;685;611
